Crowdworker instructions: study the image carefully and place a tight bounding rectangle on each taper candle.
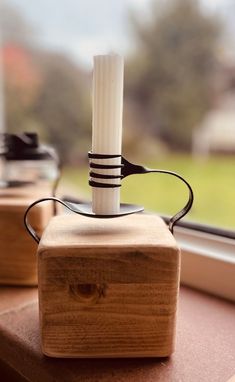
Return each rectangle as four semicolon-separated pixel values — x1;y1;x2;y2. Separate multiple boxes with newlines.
92;54;124;214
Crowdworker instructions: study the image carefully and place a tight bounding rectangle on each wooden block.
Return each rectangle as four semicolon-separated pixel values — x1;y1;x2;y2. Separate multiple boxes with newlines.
0;188;53;286
38;213;180;358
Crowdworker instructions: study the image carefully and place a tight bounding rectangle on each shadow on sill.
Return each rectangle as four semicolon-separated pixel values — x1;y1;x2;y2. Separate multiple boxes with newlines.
0;359;28;382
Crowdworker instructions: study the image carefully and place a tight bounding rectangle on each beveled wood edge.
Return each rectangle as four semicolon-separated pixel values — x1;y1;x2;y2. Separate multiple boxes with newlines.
37;245;180;259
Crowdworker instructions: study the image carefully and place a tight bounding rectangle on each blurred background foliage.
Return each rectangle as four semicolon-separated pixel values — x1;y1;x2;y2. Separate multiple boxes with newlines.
126;0;220;151
1;0;235;228
1;0;222;160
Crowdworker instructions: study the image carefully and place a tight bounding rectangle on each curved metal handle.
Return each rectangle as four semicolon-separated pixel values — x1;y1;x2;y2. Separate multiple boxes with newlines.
24;197;144;244
24;197;75;244
121;157;194;234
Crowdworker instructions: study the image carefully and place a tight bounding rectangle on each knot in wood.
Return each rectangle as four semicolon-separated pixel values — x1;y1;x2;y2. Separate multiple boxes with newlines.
69;283;107;304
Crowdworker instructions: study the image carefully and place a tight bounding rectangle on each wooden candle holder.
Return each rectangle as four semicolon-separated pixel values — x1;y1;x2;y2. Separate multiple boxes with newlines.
0;186;53;285
38;213;180;358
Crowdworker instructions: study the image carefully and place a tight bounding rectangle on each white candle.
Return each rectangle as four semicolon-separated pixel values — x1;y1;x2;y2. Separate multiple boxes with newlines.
91;54;124;215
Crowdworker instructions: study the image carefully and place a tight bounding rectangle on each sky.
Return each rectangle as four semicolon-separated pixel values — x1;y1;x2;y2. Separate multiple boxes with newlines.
3;0;235;68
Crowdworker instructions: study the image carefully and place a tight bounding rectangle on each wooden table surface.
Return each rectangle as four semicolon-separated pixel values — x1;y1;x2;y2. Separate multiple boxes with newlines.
0;285;234;382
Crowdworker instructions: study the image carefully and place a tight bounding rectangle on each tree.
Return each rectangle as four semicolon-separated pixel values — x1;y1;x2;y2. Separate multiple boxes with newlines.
33;52;91;163
0;1;36;47
3;44;42;133
1;2;91;163
126;0;221;150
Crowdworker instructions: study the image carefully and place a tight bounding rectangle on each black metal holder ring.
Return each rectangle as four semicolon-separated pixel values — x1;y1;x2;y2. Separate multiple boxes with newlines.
89;152;123;188
24;152;194;244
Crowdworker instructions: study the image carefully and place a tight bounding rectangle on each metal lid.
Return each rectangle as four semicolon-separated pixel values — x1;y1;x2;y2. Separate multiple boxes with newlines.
5;133;56;161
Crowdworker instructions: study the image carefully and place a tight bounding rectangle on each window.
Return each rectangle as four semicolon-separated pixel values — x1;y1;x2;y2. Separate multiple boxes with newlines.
1;0;234;298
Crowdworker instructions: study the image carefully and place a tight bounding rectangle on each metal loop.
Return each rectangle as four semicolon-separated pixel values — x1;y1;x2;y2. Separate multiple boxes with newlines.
24;197;78;244
120;157;194;234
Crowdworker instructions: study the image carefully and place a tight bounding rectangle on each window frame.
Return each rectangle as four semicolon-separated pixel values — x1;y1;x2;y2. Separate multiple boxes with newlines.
165;219;235;302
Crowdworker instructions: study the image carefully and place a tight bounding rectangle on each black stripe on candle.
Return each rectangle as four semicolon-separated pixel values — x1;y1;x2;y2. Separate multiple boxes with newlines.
89;171;123;179
89;180;121;188
90;162;123;169
88;151;122;188
88;151;122;159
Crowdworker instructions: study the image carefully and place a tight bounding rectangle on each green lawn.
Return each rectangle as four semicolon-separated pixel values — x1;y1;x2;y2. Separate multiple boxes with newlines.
63;155;235;230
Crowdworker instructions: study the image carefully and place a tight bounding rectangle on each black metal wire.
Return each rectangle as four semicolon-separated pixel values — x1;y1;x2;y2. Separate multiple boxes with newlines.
147;170;193;233
24;197;76;243
120;157;194;234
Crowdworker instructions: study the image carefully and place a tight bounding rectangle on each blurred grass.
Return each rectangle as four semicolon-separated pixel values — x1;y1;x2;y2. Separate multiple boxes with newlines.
63;155;235;230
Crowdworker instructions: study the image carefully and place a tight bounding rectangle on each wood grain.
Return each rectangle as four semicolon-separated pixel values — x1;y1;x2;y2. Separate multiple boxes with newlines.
0;188;53;285
38;213;180;357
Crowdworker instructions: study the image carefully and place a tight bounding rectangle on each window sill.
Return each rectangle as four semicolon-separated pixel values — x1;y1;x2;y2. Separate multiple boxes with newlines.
0;286;235;381
174;225;235;302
